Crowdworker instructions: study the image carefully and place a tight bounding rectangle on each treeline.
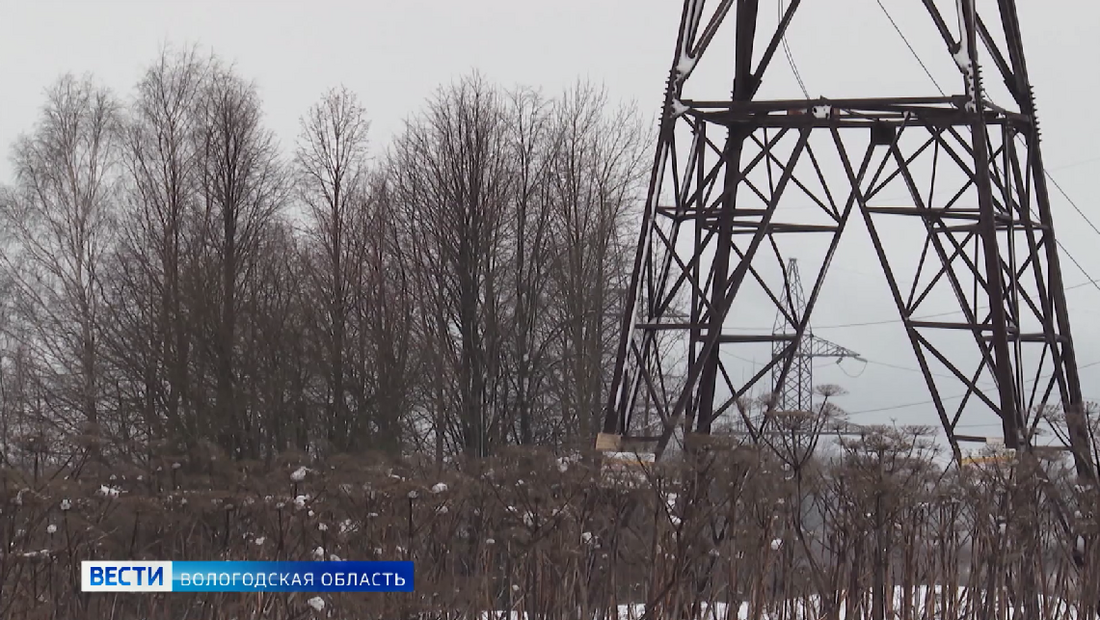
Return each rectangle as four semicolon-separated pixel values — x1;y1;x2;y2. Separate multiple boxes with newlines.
0;46;649;467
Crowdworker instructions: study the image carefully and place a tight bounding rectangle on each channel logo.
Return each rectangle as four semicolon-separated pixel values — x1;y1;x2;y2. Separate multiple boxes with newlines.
80;561;413;592
82;561;173;592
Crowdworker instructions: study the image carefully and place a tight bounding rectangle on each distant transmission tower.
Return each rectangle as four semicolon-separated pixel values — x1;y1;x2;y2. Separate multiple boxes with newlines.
771;259;861;412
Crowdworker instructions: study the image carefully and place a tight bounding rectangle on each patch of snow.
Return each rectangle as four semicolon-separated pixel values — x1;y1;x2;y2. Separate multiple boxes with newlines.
60;499;71;511
606;451;655;463
675;53;697;80
97;485;122;498
290;466;309;482
306;596;324;612
46;524;57;535
479;588;1072;620
431;482;448;494
953;48;973;74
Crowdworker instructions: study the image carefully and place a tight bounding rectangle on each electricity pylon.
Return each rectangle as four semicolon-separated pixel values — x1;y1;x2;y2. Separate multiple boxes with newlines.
598;0;1095;486
772;258;861;412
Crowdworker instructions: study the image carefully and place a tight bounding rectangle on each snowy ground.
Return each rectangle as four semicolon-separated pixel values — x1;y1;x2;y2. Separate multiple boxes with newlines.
475;586;1082;620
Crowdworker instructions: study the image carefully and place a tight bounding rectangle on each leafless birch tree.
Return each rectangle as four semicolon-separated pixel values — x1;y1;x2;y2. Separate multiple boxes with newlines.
106;47;209;453
4;74;121;457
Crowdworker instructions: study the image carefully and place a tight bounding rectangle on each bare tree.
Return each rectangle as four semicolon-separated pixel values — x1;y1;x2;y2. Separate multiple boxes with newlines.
236;219;310;457
190;62;286;459
499;87;558;445
295;86;370;452
389;75;517;457
385;77;646;457
106;47;209;453
389;74;514;458
545;82;646;442
4;74;121;456
355;174;417;454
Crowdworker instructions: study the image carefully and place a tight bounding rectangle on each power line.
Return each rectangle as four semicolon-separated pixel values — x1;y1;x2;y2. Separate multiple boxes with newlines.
874;0;944;96
1046;171;1100;237
1039;166;1100;298
847;359;1100;415
812;279;1099;330
723;278;1097;333
778;0;809;99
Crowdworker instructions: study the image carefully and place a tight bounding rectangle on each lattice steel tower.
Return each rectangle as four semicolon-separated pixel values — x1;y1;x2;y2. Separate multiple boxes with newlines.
600;0;1095;479
771;259;861;412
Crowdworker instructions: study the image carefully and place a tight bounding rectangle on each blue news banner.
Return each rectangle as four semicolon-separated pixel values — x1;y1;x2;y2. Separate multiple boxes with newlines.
82;561;414;593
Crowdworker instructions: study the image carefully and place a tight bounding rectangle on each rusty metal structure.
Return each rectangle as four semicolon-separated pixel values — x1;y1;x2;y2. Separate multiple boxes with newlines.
600;0;1095;482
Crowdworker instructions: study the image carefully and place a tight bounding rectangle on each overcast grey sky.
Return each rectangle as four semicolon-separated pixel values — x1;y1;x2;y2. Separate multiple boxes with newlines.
2;0;1099;447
